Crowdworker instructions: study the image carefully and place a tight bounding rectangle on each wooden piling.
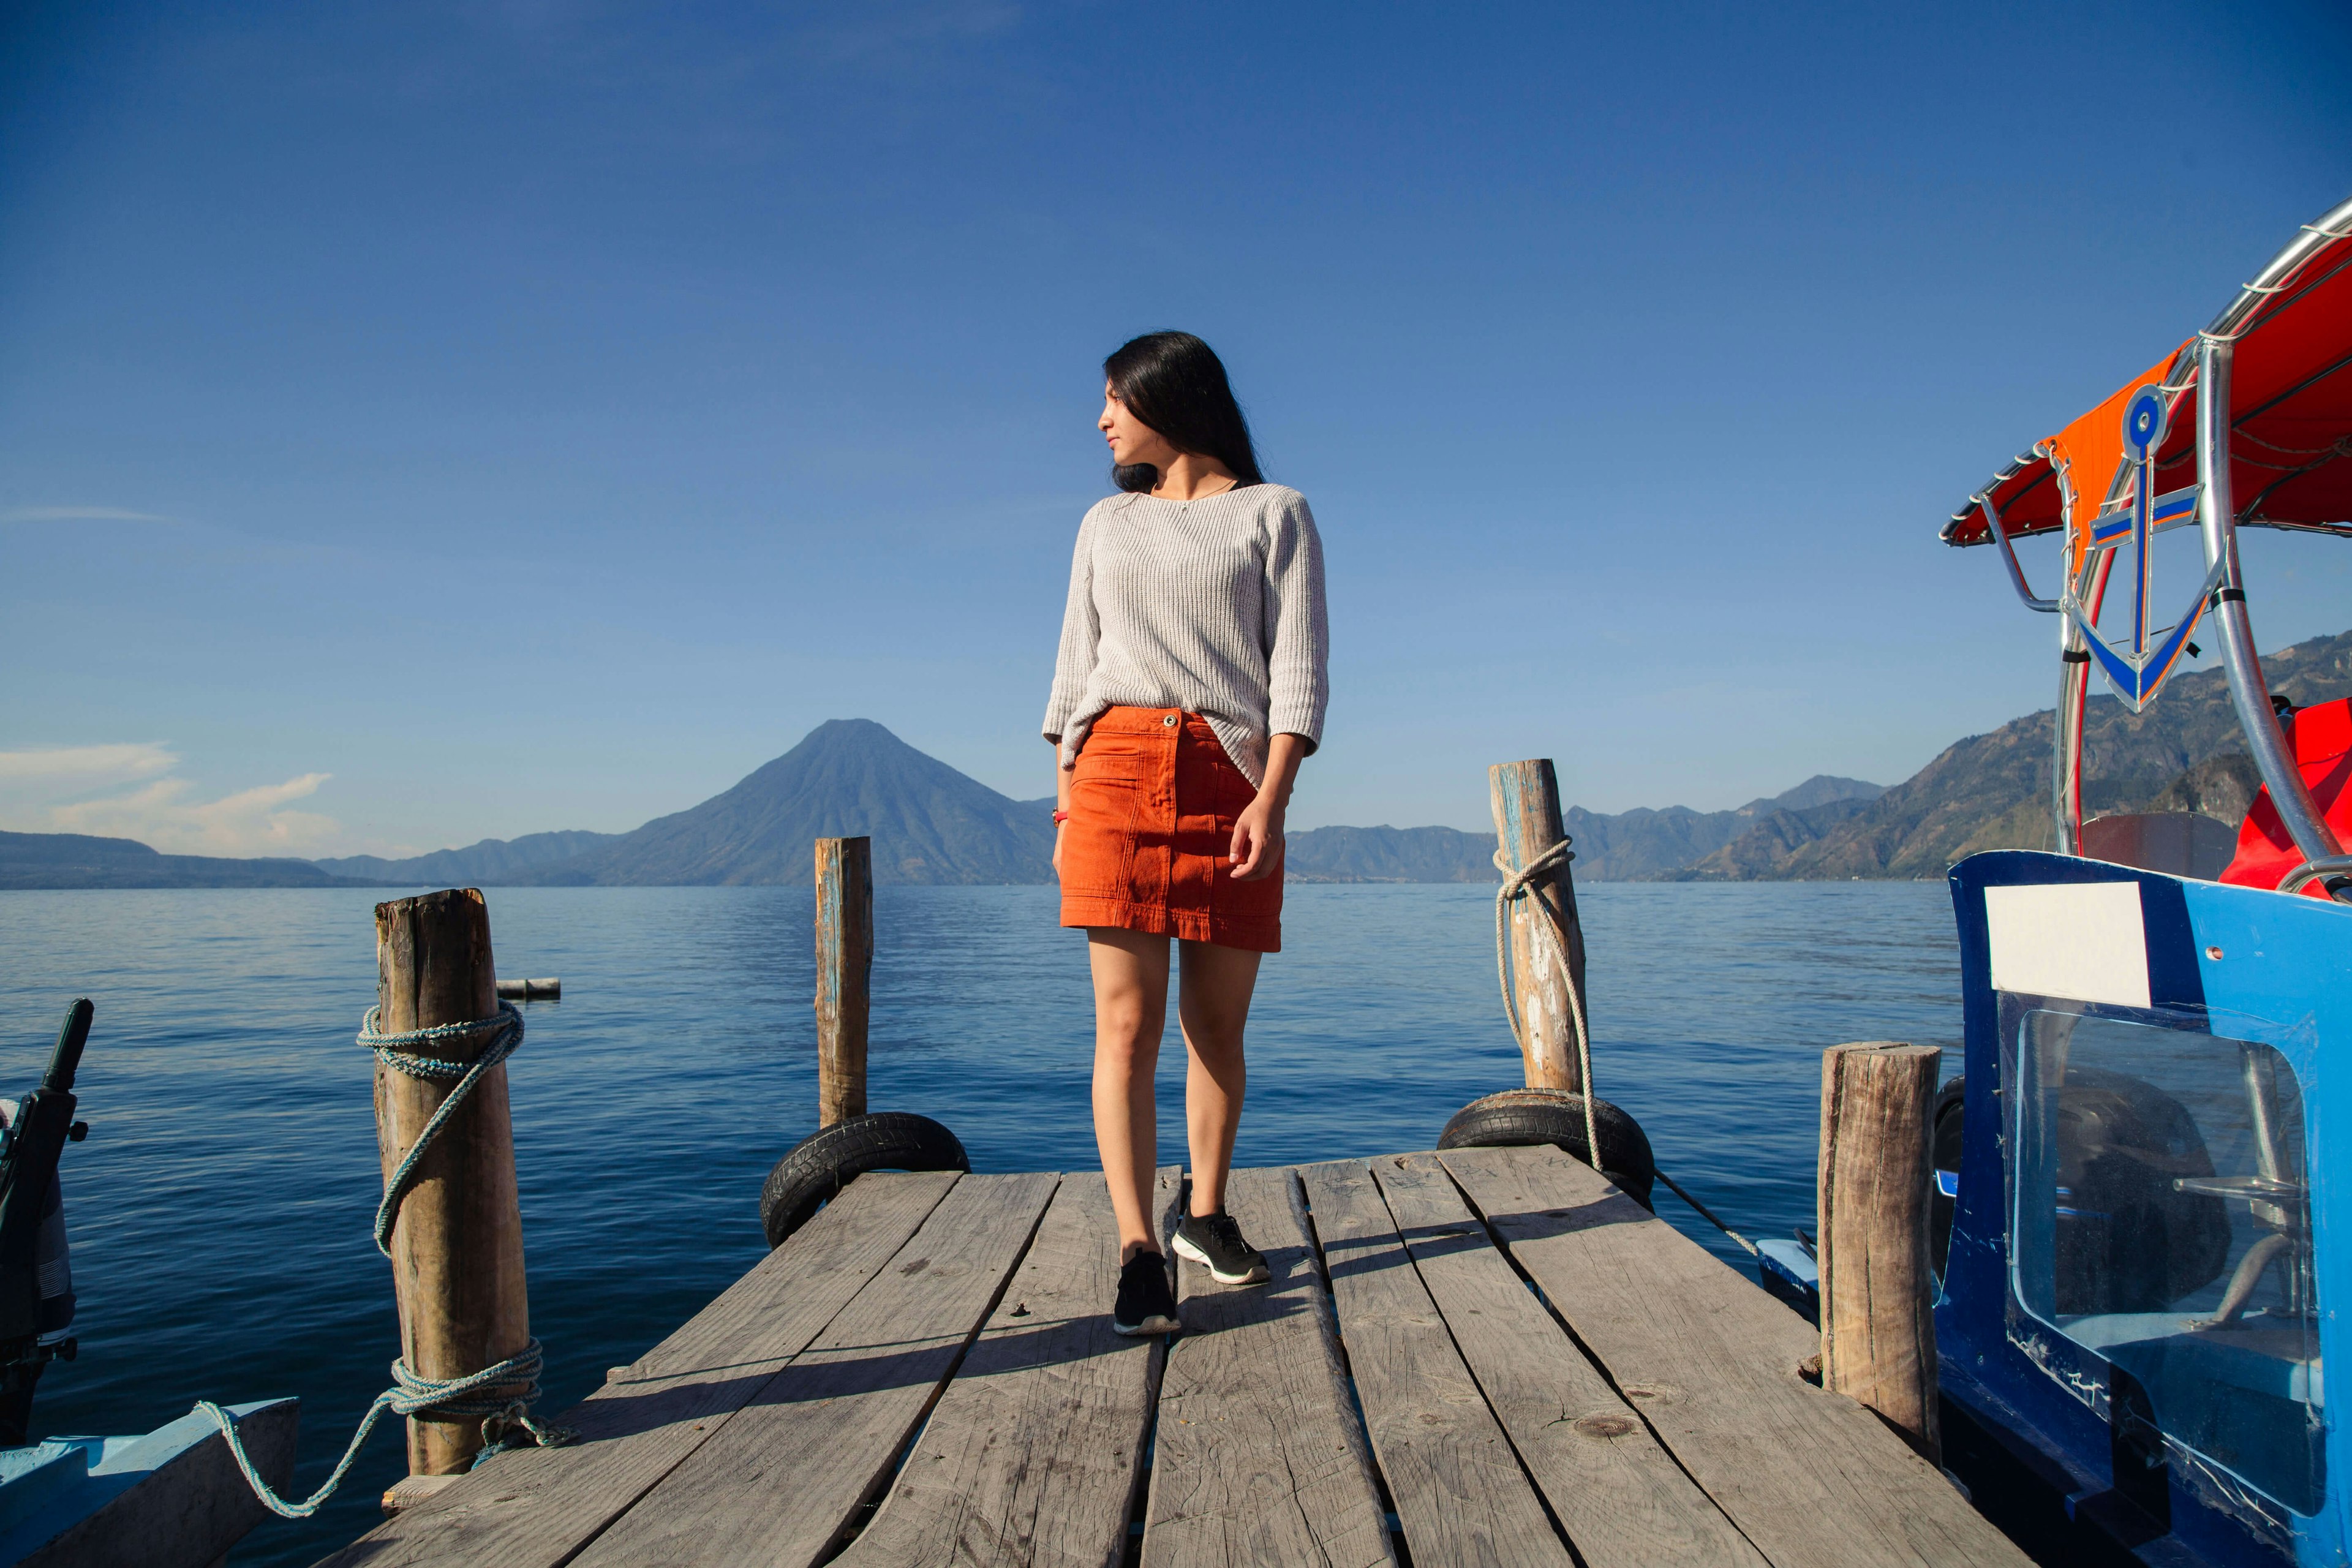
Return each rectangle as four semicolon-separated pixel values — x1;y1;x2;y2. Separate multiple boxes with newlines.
815;837;873;1129
1817;1040;1942;1463
1488;760;1589;1092
374;888;532;1476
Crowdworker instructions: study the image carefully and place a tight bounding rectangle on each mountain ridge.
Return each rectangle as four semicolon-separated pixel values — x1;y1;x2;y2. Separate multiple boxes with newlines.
315;830;619;884
513;718;1055;886
15;630;2348;892
1660;628;2352;880
0;830;370;890
1282;775;1886;883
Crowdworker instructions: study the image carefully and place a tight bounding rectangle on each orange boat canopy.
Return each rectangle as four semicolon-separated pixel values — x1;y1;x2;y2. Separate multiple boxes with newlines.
1943;205;2352;556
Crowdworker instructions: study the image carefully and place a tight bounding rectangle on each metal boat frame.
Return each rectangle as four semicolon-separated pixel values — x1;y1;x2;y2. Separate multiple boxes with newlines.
1953;197;2352;874
1932;198;2352;1566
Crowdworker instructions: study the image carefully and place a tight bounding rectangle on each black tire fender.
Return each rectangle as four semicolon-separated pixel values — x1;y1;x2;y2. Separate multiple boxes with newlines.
1437;1089;1656;1210
760;1112;970;1249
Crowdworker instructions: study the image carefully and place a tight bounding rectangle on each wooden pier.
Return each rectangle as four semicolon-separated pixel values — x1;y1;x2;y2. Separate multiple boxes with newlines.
323;1142;2028;1568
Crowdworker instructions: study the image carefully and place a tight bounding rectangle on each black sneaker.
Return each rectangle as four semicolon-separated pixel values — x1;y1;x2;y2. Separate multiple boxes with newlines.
1111;1252;1179;1336
1172;1210;1270;1285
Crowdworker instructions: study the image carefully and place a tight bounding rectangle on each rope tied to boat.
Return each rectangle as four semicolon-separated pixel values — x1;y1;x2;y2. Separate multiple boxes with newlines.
198;1340;568;1519
195;1002;575;1520
1491;838;1600;1177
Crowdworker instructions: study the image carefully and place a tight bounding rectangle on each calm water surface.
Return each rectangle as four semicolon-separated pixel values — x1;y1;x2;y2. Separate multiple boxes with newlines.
0;882;1959;1565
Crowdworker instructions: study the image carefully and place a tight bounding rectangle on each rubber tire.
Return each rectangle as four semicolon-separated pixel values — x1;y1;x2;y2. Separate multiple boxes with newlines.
1437;1089;1656;1210
760;1112;969;1249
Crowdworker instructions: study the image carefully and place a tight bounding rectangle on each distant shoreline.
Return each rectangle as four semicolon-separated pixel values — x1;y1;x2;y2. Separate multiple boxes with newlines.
17;626;2349;892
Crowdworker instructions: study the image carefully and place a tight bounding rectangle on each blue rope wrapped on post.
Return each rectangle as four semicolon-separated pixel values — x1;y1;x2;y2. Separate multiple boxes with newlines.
197;1001;574;1520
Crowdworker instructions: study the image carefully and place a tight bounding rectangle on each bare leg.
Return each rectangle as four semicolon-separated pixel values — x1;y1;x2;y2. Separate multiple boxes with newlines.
1090;927;1171;1263
1177;940;1263;1218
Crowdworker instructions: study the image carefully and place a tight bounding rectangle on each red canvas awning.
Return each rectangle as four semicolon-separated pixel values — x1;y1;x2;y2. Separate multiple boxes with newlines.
1943;202;2352;556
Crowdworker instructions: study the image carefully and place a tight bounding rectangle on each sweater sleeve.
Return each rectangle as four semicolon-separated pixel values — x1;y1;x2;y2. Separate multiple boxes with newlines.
1041;507;1099;745
1264;492;1330;751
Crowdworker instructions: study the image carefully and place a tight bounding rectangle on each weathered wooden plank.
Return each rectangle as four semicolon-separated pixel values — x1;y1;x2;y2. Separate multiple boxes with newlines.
317;1169;960;1568
1142;1165;1395;1568
1438;1145;2029;1568
838;1168;1178;1567
1297;1159;1572;1568
573;1172;1060;1568
1371;1154;1768;1568
380;1473;462;1517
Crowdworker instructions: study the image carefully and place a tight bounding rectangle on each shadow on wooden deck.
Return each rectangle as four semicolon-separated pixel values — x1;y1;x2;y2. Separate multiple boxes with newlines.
319;1148;2030;1568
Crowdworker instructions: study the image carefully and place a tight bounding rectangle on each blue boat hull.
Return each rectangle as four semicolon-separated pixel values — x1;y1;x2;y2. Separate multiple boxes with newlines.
1937;852;2352;1567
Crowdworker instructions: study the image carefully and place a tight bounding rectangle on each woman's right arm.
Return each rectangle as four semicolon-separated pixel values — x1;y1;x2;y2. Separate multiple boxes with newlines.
1041;509;1099;753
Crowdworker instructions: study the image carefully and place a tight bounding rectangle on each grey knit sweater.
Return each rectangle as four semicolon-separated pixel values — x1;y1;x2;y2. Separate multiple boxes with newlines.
1043;484;1329;788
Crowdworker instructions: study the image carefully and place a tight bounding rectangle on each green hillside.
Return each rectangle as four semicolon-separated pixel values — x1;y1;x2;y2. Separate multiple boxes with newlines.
1668;628;2352;880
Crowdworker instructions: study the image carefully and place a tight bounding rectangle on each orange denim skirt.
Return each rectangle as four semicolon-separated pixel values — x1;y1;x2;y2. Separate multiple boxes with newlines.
1059;707;1282;952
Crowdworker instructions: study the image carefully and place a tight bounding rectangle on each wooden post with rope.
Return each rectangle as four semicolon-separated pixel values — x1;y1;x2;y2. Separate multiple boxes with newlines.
1818;1039;1942;1463
374;888;532;1476
1488;760;1589;1093
815;837;873;1129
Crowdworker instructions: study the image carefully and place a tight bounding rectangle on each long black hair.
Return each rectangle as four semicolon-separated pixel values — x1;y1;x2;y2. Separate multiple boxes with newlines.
1104;331;1265;494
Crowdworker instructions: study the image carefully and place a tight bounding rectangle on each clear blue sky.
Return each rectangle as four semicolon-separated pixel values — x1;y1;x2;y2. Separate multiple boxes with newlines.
4;1;2349;857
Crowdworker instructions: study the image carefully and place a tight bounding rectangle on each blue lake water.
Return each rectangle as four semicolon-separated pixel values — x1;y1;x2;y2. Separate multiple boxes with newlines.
0;881;1961;1566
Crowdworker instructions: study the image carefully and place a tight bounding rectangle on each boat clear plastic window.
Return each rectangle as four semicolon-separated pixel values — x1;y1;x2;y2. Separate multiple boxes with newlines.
2010;1008;2320;1516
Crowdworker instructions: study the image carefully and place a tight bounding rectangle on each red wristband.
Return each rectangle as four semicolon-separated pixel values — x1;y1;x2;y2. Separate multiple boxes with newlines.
1052;810;1071;822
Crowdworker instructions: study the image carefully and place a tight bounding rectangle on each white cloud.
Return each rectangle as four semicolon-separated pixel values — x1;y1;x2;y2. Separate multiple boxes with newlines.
0;744;342;857
1;507;176;524
0;742;180;785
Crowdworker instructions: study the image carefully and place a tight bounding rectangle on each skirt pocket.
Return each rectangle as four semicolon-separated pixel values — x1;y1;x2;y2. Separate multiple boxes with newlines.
1061;747;1147;899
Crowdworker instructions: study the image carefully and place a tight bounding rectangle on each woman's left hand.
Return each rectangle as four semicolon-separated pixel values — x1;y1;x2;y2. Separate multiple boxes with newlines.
1229;796;1285;881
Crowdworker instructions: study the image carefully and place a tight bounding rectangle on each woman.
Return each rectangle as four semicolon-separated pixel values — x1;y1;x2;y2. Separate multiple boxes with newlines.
1042;331;1329;1336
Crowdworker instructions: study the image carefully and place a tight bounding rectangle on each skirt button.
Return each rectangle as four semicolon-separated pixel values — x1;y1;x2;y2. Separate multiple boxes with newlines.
1162;714;1178;727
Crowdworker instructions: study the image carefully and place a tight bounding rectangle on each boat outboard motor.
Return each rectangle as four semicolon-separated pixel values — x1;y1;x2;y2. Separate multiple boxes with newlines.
0;1000;90;1447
